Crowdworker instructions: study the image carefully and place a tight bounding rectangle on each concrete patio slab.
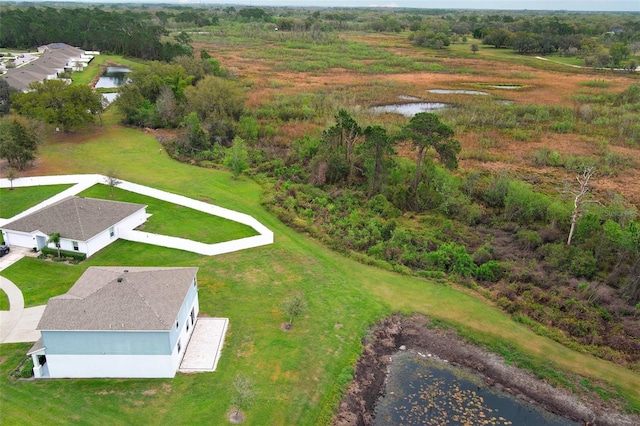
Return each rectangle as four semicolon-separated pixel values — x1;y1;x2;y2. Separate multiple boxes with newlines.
180;317;228;373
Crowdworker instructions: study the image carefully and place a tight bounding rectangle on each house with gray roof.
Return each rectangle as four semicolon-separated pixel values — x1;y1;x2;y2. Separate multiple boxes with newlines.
0;196;148;258
3;43;97;92
28;266;199;378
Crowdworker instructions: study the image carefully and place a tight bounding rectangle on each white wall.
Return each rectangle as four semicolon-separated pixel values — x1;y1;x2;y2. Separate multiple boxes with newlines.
84;208;147;258
1;230;36;249
46;354;176;378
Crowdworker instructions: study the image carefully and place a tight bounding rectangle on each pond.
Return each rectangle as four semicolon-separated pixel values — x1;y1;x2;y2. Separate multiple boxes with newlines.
95;66;131;89
428;89;489;96
488;85;522;89
374;352;579;426
371;102;450;117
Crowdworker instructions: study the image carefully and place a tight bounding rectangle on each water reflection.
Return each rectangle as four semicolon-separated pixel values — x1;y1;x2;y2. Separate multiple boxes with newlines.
428;89;489;95
95;66;131;89
374;352;578;426
371;102;450;117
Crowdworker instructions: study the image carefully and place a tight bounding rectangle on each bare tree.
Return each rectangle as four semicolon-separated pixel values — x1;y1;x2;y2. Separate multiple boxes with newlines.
7;167;17;189
229;374;255;423
104;170;121;197
567;167;598;246
281;292;308;330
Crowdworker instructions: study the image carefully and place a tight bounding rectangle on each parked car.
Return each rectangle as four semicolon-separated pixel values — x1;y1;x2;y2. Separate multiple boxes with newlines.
0;245;10;257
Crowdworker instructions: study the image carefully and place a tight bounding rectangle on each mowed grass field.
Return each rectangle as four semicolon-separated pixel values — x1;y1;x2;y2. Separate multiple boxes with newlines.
1;120;639;425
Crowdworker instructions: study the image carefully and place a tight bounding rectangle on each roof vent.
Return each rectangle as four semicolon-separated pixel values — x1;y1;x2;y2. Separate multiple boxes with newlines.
117;277;123;283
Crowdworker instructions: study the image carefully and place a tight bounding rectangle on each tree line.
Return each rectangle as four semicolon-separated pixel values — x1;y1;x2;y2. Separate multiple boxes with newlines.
0;7;190;60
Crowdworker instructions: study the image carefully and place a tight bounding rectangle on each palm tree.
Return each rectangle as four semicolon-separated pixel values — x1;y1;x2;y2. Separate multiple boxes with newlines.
48;232;61;258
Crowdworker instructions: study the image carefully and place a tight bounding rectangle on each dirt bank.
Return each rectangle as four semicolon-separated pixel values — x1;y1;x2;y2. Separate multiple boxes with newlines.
333;313;639;426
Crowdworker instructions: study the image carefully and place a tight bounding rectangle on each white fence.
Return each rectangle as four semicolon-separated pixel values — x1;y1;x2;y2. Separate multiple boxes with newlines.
0;174;274;255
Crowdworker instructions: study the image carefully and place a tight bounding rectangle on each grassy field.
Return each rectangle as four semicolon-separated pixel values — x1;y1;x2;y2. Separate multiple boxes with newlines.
78;184;259;243
1;119;639;425
0;185;72;219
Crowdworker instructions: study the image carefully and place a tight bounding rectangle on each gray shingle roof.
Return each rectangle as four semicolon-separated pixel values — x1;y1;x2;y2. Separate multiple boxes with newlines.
2;196;146;241
38;267;198;331
4;43;86;91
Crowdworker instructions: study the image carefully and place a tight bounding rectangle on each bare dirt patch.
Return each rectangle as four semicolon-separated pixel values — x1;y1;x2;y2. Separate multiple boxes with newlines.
333;314;640;426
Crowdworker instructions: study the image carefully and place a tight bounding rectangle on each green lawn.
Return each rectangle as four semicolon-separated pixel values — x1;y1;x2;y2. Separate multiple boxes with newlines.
70;54;143;87
1;123;639;424
78;184;259;243
0;289;9;310
0;258;85;308
0;185;72;219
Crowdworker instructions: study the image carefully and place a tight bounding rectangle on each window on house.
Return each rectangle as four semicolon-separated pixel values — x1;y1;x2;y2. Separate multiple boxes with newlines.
186;322;189;332
109;227;115;238
175;321;179;329
72;241;79;251
177;340;182;353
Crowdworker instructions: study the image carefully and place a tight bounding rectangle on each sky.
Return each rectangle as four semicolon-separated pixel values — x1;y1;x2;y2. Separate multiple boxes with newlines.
211;0;640;10
32;0;640;11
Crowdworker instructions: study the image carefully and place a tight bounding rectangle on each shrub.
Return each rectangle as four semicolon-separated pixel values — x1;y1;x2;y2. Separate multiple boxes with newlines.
20;358;34;378
475;260;505;282
552;120;575;133
427;242;476;277
516;229;542;250
41;247;87;261
503;181;551;224
570;249;599;279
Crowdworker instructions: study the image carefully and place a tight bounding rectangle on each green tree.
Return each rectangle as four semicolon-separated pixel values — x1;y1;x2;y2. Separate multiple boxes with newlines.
11;80;103;131
185;75;244;146
0;79;17;117
181;112;209;153
399;112;460;193
224;136;249;179
483;28;514;48
321;109;362;184
362;125;395;195
471;43;479;54
0;116;41;170
609;42;631;67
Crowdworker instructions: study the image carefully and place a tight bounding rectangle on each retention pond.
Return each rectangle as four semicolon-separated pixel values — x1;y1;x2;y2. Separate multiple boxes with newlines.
374;352;579;426
95;66;131;89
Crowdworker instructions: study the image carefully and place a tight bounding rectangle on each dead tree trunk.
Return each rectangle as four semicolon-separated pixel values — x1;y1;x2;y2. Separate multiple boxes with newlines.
567;167;595;246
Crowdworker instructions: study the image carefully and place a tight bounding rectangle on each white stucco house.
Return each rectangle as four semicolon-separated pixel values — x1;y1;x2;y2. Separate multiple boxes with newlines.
0;196;147;258
28;266;199;378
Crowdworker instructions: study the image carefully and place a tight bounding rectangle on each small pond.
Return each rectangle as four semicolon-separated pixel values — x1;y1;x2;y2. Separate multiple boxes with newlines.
428;89;488;96
371;102;450;117
488;85;522;89
397;95;423;101
374;352;579;426
95;66;131;89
